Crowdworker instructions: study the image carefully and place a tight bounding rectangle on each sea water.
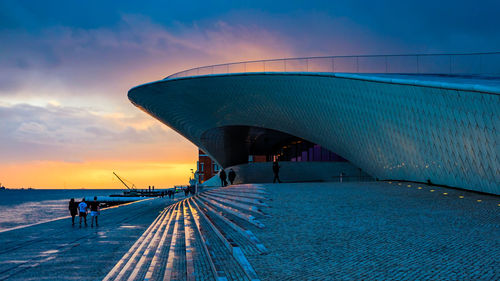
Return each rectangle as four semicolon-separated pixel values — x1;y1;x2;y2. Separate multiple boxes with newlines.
0;189;120;231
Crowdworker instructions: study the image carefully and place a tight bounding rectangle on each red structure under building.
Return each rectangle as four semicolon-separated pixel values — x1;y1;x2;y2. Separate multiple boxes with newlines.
197;149;219;183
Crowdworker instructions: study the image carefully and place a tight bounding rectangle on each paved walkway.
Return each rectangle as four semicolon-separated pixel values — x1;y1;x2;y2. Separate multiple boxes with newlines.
1;182;499;280
0;196;180;280
248;182;500;280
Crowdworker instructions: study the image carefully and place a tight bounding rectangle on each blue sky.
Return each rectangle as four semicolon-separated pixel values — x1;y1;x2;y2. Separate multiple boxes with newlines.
1;0;499;187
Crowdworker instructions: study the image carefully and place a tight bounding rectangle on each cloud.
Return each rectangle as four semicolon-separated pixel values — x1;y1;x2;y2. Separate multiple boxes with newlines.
0;14;295;100
0;103;193;163
1;2;499;188
0;14;295;166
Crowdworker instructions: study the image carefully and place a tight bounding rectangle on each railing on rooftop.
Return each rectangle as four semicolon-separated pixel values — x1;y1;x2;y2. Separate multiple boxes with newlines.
166;52;500;79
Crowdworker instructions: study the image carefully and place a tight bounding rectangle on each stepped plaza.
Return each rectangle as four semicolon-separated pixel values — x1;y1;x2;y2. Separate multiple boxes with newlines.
0;182;498;280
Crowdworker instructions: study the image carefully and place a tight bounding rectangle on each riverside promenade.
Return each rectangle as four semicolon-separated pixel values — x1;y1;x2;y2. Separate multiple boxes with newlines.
0;182;499;280
0;195;181;280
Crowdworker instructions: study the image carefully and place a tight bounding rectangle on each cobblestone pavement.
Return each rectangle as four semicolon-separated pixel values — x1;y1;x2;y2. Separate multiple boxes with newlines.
0;196;180;280
248;182;500;281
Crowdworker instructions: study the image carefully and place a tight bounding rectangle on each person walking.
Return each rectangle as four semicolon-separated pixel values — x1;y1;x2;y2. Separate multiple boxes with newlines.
219;169;227;187
273;160;281;183
68;198;78;225
228;169;236;185
89;196;100;227
78;198;88;226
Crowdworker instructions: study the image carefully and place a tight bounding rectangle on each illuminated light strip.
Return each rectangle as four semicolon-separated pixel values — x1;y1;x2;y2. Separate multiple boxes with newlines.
163;202;183;281
144;203;178;280
183;200;196;281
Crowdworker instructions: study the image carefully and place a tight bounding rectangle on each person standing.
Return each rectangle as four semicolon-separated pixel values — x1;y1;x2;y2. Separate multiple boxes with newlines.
78;198;88;226
228;169;236;185
68;198;78;225
89;196;100;227
219;169;227;187
273;160;281;183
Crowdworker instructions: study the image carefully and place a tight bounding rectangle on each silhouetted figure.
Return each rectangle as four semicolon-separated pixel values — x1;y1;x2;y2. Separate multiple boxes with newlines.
184;187;189;197
219;169;228;187
68;198;78;225
273;161;281;183
89;196;100;227
228;169;236;185
78;198;88;226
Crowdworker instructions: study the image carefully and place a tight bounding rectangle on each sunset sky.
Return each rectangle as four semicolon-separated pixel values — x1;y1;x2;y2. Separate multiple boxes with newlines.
1;0;499;188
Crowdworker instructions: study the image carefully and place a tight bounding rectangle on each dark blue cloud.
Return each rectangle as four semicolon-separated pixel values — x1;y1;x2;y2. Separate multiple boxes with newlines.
2;0;499;44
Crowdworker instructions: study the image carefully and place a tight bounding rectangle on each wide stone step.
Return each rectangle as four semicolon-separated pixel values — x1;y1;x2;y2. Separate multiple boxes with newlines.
196;196;265;229
205;191;269;207
194;197;254;232
190;199;260;281
218;187;268;195
194;198;267;254
104;185;268;281
103;203;175;281
182;200;216;281
127;204;176;281
145;202;179;280
186;199;251;281
199;194;266;218
205;190;268;201
164;201;186;281
184;201;225;281
192;200;263;257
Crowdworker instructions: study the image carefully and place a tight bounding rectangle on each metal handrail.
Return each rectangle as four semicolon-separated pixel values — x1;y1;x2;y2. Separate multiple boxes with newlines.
166;51;500;79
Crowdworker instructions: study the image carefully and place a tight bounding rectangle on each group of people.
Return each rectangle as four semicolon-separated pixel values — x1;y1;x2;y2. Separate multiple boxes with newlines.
159;189;176;199
217;160;282;186
183;186;196;197
219;168;236;187
68;196;100;227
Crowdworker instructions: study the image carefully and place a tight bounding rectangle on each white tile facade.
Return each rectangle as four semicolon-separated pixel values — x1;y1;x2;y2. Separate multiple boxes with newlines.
129;73;499;194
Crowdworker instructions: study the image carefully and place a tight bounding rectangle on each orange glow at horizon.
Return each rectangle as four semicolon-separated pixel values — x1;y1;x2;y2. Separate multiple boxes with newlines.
0;159;198;189
0;20;297;190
